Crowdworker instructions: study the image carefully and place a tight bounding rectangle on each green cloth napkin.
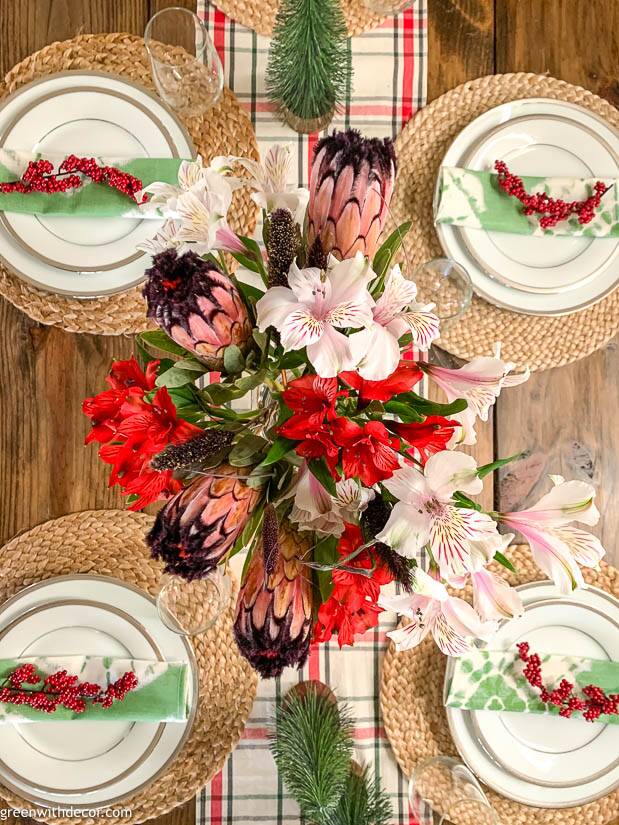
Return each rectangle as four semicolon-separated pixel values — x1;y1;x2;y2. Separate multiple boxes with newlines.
435;166;619;238
0;656;189;723
444;648;619;725
0;149;186;218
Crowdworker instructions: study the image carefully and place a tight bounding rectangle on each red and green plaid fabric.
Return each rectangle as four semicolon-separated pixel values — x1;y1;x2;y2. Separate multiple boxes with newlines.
196;3;427;822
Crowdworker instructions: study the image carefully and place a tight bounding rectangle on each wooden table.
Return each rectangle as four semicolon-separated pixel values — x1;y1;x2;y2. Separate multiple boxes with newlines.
0;1;617;823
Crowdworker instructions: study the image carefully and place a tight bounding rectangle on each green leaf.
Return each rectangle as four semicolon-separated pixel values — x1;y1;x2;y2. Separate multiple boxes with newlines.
228;434;268;467
200;382;248;405
452;491;483;512
383;400;425;423
138;329;190;359
477;451;524;479
223;345;246;374
174;359;209;373
394;391;468;417
278;349;307;370
261;436;296;466
155;366;199;388
235;279;265;307
252;330;268;352
371;220;412;282
313;535;339;603
308;458;337;497
493;550;517;574
234;369;267;393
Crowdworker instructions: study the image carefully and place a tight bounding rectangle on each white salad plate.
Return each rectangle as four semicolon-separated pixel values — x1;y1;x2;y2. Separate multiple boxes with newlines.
434;98;619;315
0;71;194;298
0;575;198;810
445;582;619;807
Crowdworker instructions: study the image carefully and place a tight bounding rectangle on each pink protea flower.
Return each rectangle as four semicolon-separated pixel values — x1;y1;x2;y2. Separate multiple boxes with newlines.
143;249;252;369
234;521;313;678
146;464;260;580
307;129;396;267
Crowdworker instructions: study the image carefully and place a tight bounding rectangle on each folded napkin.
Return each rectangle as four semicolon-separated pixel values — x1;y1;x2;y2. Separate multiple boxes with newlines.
435;166;619;238
0;149;187;218
0;656;189;723
444;648;619;725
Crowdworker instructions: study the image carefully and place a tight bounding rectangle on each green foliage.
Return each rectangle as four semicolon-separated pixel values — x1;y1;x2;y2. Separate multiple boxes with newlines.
477;451;525;479
494;550;517;574
330;767;392;825
265;0;352;121
371;220;412;291
270;687;354;822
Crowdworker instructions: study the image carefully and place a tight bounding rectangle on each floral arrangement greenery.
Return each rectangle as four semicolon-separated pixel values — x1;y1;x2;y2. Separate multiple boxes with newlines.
270;682;391;825
83;130;607;679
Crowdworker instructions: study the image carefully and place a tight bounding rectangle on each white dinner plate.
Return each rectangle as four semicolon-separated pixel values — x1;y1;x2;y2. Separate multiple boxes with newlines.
0;576;198;810
445;582;619;807
434;98;619;315
0;72;194;297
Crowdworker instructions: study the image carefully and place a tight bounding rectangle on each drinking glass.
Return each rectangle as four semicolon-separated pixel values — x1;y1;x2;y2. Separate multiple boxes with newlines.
157;567;231;636
414;258;473;325
144;7;223;117
409;756;498;825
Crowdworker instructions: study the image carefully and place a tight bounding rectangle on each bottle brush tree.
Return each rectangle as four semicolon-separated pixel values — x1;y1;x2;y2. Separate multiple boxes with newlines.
265;0;353;133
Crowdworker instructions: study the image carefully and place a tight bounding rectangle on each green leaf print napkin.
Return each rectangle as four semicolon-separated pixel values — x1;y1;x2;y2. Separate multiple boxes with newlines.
444;649;619;725
0;656;189;723
0;149;187;218
435;166;619;238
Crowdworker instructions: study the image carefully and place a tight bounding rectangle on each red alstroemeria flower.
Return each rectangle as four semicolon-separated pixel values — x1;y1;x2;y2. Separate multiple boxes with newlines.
388;416;459;464
83;356;159;445
294;431;340;476
279;375;346;439
331;417;400;486
339;360;422;404
314;524;393;647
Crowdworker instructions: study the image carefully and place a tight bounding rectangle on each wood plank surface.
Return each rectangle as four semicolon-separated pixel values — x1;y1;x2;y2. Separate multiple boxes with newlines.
0;1;617;823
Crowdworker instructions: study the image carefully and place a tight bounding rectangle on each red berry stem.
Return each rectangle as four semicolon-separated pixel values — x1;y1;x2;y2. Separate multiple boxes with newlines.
517;642;619;721
0;663;139;715
494;161;609;229
0;156;147;203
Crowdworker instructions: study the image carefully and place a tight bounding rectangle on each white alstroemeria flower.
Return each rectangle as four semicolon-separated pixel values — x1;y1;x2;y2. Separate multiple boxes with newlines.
256;252;375;377
379;568;498;656
377;451;501;579
349;266;440;380
461;532;524;621
136;220;184;255
289;463;375;536
231;144;309;225
499;475;605;594
424;344;530;446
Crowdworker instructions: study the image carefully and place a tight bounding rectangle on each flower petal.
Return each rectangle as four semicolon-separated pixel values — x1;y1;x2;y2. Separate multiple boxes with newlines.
526;479;599;527
280;307;325;350
526;527;585;594
326;251;375;305
376;501;430;560
395;304;441;351
349;323;401;381
306;325;354;377
381;462;429;506
553;526;605;569
372;265;418;325
256;287;298;333
471;568;524;621
424;451;482;500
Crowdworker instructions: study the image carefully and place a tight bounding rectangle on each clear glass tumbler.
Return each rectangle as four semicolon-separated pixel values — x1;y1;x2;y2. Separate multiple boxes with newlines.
157;567;231;636
144;7;224;118
409;756;499;825
361;0;416;16
414;258;473;326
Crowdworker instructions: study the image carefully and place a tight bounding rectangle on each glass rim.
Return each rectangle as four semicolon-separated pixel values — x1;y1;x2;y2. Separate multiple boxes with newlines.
144;5;209;54
156;571;228;636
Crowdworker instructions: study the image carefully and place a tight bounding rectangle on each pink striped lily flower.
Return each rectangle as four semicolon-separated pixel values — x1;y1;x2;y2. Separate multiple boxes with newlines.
499;475;605;594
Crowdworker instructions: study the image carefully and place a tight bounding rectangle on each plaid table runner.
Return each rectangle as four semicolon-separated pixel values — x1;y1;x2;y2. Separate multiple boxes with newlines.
196;2;428;822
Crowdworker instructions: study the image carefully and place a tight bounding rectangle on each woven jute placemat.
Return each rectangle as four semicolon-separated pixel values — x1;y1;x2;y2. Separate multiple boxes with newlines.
391;73;619;371
208;0;387;38
0;33;259;336
0;509;258;825
380;545;619;825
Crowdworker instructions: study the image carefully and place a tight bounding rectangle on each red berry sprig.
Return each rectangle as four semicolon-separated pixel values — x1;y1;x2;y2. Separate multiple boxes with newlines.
0;663;139;715
494;160;609;229
517;642;619;721
0;155;147;203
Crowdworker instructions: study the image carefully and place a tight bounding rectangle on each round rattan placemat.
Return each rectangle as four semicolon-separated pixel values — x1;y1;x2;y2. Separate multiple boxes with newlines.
0;33;259;336
0;509;258;825
209;0;388;38
391;73;619;371
380;544;619;825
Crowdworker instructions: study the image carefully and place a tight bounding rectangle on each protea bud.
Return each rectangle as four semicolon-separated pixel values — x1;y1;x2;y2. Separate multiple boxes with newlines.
143;249;252;369
266;208;300;287
146;464;260;580
234;521;313;678
307;129;396;267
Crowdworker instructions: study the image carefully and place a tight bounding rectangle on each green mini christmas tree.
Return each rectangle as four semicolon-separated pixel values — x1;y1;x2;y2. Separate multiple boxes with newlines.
270;682;392;825
265;0;353;133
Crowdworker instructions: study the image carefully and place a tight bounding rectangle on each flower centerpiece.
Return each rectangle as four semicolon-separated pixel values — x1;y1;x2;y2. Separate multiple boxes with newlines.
83;130;606;678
